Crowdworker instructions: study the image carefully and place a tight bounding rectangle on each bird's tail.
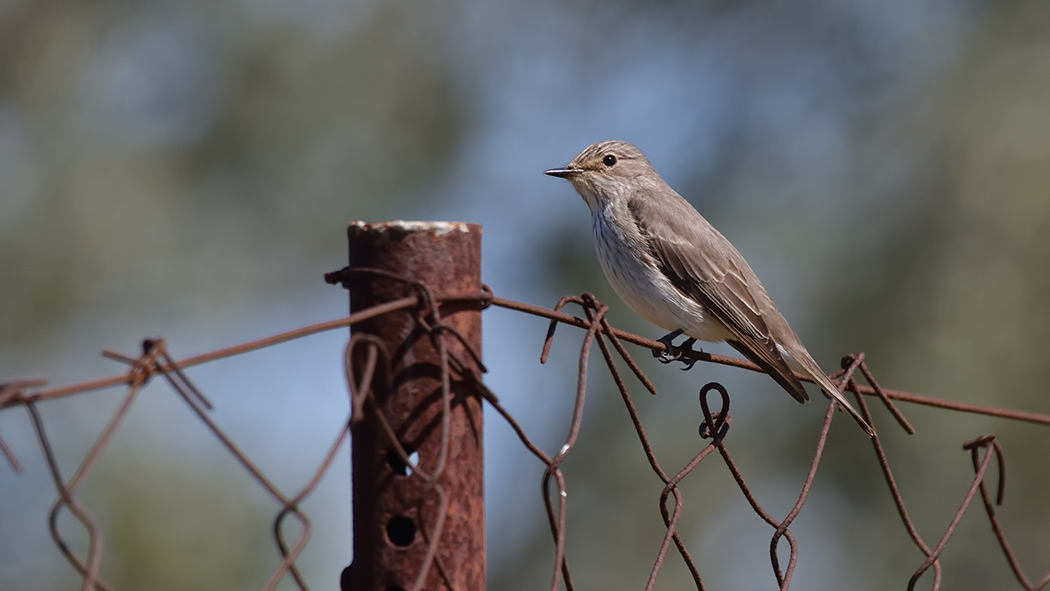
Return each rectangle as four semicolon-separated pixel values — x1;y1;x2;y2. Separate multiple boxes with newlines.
811;370;875;438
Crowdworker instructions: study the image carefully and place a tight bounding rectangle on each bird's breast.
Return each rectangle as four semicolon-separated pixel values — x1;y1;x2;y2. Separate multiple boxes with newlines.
590;210;731;342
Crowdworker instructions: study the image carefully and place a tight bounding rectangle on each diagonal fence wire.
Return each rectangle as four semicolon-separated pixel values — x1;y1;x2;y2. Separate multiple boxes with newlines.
2;280;1050;590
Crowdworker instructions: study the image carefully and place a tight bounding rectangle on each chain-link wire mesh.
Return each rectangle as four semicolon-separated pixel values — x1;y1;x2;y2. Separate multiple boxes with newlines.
3;275;1049;591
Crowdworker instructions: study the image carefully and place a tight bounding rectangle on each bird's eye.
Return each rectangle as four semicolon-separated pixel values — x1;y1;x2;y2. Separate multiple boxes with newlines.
603;154;617;167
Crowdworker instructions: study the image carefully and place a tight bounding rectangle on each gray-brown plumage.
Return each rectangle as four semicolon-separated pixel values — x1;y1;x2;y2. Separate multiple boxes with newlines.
546;140;874;437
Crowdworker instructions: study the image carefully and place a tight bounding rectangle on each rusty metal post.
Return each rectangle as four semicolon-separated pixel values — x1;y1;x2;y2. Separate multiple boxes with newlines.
341;221;485;591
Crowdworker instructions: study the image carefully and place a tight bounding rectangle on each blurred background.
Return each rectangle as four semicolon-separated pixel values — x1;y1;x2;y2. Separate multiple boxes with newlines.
2;0;1049;589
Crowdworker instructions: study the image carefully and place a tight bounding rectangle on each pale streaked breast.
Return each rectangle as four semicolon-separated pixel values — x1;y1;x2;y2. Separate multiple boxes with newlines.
590;209;732;343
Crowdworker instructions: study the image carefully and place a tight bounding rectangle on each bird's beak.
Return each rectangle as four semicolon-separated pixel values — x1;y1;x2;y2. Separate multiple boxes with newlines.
544;167;583;178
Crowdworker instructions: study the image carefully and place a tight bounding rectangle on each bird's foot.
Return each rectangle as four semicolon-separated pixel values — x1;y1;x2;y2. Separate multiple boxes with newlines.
676;339;701;370
653;330;683;363
653;330;702;369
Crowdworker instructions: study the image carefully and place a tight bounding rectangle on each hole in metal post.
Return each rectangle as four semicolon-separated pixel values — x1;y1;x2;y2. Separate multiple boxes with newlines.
387;445;419;475
386;515;416;547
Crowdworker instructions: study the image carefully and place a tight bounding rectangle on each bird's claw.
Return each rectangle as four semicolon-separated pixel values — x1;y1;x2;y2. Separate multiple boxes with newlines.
653;329;683;364
652;331;701;369
654;349;678;364
678;342;701;370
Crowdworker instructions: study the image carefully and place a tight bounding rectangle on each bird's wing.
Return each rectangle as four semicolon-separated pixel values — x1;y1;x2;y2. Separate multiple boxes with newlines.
627;197;809;403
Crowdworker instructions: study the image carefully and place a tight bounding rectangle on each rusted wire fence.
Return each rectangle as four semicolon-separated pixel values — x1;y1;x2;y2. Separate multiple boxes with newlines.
3;259;1050;590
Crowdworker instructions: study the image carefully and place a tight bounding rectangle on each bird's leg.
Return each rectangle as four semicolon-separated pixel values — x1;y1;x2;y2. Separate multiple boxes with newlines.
654;329;684;363
677;338;700;370
653;329;683;363
653;330;703;368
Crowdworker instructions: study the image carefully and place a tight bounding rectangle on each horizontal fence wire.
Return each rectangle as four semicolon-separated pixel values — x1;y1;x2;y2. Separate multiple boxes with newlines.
2;279;1050;591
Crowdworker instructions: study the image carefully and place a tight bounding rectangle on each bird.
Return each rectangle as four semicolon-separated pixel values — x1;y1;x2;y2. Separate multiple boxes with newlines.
545;140;874;437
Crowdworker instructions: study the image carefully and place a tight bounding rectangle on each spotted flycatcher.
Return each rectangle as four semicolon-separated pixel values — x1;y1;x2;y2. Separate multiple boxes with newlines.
545;140;874;437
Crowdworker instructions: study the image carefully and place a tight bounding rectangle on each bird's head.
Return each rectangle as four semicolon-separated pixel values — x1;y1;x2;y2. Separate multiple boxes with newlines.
545;140;656;212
